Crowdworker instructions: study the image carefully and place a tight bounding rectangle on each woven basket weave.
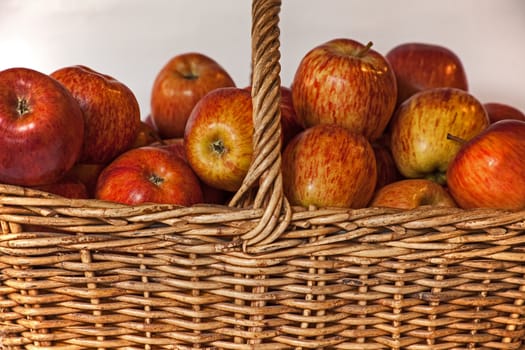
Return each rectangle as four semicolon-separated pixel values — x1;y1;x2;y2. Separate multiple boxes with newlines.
1;1;525;349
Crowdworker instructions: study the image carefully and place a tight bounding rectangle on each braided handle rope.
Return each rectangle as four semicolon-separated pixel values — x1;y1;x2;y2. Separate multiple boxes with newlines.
229;0;291;247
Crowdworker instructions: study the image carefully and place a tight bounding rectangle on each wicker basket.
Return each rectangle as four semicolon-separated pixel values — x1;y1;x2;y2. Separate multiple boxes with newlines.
1;1;525;349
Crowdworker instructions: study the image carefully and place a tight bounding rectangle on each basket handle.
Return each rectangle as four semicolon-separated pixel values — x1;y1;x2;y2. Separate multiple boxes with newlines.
228;0;291;247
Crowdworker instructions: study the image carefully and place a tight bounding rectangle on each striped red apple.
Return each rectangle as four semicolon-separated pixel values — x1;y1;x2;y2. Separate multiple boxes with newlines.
447;120;525;210
291;38;397;142
282;124;377;208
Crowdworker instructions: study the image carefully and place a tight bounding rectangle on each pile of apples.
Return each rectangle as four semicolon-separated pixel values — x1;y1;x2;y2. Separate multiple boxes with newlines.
1;38;524;211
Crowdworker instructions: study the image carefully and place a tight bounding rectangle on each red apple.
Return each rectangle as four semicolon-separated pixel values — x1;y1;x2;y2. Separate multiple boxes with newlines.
370;179;456;209
277;85;304;149
386;42;468;106
0;67;85;186
65;162;105;198
144;114;157;129
32;176;89;199
50;65;141;164
282;124;377;208
483;102;525;124
372;142;402;191
446;120;525;210
153;138;187;160
390;87;490;184
130;120;162;149
95;146;203;206
152;138;230;205
291;38;397;141
184;87;253;192
151;52;236;139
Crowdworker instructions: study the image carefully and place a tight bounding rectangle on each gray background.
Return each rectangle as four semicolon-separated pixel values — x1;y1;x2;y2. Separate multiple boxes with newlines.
1;0;524;119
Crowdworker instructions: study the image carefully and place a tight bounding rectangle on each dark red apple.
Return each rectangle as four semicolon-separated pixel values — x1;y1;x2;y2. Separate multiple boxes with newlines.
386;42;468;105
151;52;236;139
50;65;141;164
280;86;304;148
130;120;162;149
65;162;105;198
144;114;157;130
0;67;85;186
372;142;402;191
33;176;89;199
483;102;525;123
282;124;377;208
95;146;203;206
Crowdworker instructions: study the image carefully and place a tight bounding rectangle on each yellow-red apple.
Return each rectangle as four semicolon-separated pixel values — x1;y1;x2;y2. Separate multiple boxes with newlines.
370;179;456;209
390;87;489;184
184;87;253;193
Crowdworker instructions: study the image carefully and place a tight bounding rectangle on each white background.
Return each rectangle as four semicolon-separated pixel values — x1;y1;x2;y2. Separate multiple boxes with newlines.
1;0;524;119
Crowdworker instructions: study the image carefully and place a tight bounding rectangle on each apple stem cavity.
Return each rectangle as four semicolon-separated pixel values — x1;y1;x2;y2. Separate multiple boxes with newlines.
182;71;199;80
183;72;199;80
447;133;467;145
16;97;31;116
148;173;164;187
357;41;374;58
211;139;226;155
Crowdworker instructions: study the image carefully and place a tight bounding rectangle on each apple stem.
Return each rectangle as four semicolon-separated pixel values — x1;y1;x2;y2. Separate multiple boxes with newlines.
16;97;31;116
183;72;198;80
446;133;467;144
425;172;447;185
357;41;374;58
